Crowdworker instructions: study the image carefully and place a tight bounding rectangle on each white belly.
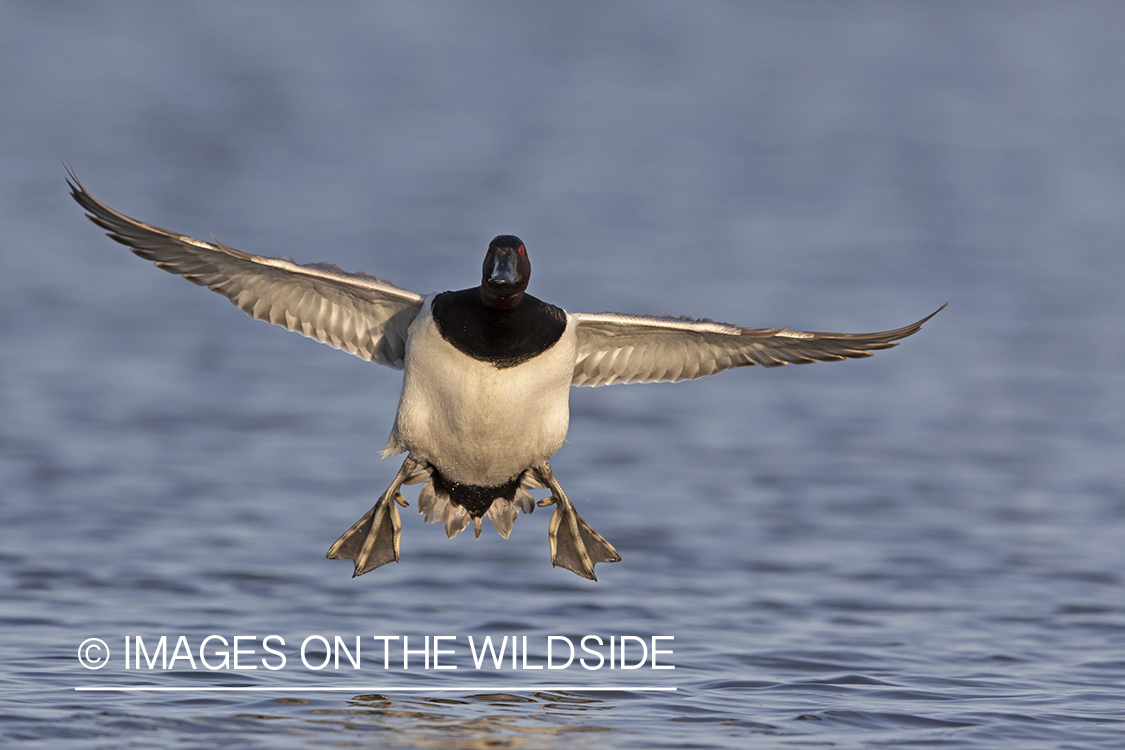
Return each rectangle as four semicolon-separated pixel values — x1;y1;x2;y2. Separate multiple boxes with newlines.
385;300;577;486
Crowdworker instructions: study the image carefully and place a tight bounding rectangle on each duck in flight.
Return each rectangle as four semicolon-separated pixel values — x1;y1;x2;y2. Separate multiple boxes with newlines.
68;166;943;580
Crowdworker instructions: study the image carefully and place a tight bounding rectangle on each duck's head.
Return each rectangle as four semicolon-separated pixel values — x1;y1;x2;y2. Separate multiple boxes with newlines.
480;234;531;310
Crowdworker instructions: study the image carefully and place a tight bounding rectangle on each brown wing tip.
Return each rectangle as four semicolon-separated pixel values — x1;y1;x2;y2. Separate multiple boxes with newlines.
844;302;948;343
887;302;947;341
918;302;948;326
64;162;120;231
62;158;80;190
64;160;91;207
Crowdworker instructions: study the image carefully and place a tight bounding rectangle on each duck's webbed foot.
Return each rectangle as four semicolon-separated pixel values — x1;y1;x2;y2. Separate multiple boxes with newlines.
327;456;421;577
534;463;621;581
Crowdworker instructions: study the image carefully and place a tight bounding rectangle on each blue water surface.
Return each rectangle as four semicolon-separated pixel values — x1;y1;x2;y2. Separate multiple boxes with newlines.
2;3;1123;748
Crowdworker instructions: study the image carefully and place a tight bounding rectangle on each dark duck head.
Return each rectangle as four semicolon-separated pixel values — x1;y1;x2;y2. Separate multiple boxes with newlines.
480;235;531;310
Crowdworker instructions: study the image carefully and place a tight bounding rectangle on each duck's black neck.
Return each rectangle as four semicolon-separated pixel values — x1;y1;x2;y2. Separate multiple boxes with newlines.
431;288;567;369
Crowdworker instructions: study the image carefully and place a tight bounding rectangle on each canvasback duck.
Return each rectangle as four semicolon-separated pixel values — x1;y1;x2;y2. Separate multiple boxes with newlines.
68;167;943;580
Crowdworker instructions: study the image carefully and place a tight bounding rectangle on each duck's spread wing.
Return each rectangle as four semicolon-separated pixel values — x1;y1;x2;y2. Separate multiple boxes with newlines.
571;305;944;387
68;167;424;369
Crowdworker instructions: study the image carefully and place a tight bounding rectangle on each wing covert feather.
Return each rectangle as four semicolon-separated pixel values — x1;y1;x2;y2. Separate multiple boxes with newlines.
68;167;424;368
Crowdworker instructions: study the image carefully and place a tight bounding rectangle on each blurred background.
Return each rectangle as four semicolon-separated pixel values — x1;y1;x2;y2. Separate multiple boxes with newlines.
2;2;1123;748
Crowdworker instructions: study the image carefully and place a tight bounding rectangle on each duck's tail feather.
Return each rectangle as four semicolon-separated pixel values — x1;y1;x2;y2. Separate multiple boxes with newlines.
416;470;540;540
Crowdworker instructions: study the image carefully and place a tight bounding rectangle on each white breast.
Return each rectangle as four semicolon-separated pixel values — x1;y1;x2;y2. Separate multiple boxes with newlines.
383;297;577;486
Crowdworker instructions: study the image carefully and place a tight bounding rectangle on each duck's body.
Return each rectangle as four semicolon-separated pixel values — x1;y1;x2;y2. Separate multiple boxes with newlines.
387;290;574;489
378;291;582;550
68;166;942;580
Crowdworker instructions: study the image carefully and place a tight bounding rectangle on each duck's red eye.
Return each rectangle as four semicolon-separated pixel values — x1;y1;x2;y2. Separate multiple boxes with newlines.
519;245;525;255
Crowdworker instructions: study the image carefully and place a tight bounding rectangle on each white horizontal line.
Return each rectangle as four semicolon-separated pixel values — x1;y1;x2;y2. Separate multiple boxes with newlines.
74;685;677;693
